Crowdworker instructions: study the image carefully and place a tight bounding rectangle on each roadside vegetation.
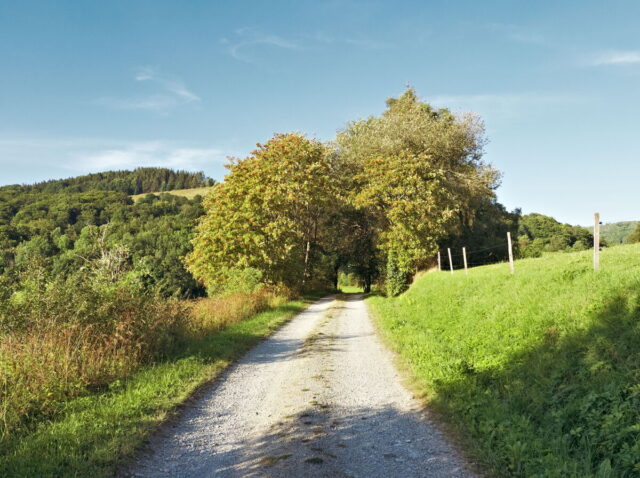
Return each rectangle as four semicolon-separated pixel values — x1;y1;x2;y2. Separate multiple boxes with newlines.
368;244;640;476
0;291;309;477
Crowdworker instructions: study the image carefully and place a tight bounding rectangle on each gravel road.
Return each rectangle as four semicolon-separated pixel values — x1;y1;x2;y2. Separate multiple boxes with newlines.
127;294;473;477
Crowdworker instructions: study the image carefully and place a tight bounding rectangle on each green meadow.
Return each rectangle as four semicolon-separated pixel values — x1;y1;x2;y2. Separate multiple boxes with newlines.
368;244;640;476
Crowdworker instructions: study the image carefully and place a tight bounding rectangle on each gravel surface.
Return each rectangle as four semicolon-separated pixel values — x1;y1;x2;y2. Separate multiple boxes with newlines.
126;294;474;478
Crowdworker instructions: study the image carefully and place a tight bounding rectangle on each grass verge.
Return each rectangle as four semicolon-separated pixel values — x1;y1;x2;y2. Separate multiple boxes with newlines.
367;244;640;477
130;186;213;202
0;298;314;477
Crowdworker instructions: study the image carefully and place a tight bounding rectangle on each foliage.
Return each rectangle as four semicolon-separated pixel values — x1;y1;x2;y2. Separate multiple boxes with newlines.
518;213;593;258
0;269;189;439
0;168;213;195
0;188;206;298
588;221;640;245
187;133;340;293
441;200;521;268
368;244;640;476
624;223;640;244
0;295;307;477
337;88;498;294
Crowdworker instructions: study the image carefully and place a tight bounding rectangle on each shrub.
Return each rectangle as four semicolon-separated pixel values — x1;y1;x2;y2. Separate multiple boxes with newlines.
0;275;188;438
189;287;290;335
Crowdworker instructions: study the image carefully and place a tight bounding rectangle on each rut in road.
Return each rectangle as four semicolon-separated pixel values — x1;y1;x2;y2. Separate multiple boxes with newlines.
128;294;473;478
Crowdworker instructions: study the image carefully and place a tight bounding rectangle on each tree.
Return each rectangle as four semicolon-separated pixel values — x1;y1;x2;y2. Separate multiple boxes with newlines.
626;224;640;243
336;88;498;294
187;133;340;293
517;213;593;255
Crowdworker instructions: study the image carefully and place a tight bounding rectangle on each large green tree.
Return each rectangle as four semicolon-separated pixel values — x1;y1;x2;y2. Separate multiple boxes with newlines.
337;88;498;294
187;133;340;293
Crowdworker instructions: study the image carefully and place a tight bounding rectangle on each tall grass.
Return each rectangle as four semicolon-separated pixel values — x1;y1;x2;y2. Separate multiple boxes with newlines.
368;244;640;476
0;297;309;477
0;276;291;441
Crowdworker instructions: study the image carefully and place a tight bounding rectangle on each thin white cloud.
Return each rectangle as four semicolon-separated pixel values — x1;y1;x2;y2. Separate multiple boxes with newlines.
134;66;200;102
96;67;200;113
77;142;226;171
0;136;231;174
223;28;300;63
589;50;640;66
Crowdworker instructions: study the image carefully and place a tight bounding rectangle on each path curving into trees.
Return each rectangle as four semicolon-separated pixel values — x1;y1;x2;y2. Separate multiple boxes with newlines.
127;295;473;477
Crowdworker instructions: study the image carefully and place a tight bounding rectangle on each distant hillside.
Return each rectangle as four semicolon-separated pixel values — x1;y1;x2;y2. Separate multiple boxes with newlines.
0;168;212;298
0;168;214;195
588;221;640;244
517;212;593;257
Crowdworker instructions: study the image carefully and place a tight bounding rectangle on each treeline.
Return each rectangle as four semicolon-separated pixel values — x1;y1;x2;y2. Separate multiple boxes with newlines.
0;177;211;297
188;89;502;296
517;213;594;257
590;221;640;245
187;90;600;295
0;167;214;195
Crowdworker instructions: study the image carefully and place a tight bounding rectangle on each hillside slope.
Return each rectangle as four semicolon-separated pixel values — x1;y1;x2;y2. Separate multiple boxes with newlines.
368;245;640;476
588;221;640;245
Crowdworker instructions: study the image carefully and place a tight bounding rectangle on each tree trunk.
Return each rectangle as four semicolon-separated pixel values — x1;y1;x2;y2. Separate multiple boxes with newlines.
302;239;311;283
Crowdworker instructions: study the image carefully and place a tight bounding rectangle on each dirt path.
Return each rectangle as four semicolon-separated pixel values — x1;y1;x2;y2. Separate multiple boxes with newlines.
128;295;473;477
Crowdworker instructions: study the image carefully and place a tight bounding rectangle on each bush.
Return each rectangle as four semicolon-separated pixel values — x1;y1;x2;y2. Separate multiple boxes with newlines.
0;275;188;438
189;287;289;335
208;267;263;295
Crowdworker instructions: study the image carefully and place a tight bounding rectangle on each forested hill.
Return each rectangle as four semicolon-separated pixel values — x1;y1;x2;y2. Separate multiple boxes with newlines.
589;221;640;245
0;168;214;195
0;168;212;298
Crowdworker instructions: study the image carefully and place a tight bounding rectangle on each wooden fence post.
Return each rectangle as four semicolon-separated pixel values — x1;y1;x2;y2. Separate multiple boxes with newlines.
463;247;468;275
437;251;442;271
447;248;454;274
507;232;515;274
594;212;600;272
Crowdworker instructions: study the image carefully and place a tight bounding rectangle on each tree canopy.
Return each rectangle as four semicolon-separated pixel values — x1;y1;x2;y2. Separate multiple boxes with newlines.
189;89;501;295
186;133;340;293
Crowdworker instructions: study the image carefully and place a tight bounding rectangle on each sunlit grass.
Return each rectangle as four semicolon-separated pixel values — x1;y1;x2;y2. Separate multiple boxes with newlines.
368;244;640;476
0;294;315;477
130;186;213;202
339;285;363;293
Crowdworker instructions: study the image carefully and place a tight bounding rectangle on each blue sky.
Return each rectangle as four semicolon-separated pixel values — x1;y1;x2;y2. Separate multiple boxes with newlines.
1;0;638;226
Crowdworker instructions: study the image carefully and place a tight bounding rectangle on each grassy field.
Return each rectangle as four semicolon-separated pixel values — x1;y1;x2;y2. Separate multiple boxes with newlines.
130;186;214;201
0;297;313;477
368;244;640;477
339;285;364;293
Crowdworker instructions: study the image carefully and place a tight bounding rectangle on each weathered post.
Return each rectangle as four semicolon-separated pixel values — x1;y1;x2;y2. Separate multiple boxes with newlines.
447;247;454;274
507;232;515;274
437;251;442;271
463;247;468;275
594;212;600;272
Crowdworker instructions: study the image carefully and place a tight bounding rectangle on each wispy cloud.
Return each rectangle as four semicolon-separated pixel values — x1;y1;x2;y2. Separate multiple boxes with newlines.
0;136;230;174
134;66;200;102
95;67;200;113
588;50;640;66
221;28;300;63
77;142;225;171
